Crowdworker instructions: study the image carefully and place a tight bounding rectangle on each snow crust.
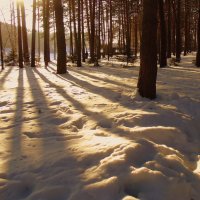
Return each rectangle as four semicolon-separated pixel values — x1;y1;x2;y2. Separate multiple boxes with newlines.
0;54;200;200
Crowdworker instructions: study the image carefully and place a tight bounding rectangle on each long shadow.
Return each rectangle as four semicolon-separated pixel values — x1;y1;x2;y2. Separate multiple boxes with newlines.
2;67;83;200
0;67;13;89
45;66;135;110
163;66;200;74
34;68;200;165
70;67;134;89
49;62;139;79
25;67;67;157
8;68;24;175
67;72;135;109
33;68;128;136
24;67;84;199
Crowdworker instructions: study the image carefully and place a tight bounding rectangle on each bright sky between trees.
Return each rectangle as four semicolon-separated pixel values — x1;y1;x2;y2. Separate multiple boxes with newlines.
0;0;32;30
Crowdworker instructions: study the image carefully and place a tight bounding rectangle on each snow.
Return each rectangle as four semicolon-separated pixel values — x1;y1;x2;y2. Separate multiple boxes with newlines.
0;53;200;200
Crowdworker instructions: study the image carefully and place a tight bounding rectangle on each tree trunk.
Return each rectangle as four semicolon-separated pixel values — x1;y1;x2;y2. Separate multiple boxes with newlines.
37;0;40;58
137;0;158;99
17;1;24;68
0;22;4;70
53;0;67;74
81;0;86;62
20;0;30;63
77;0;82;67
196;2;200;67
43;0;50;67
167;0;172;58
31;0;36;67
89;0;95;62
159;0;167;67
176;0;181;62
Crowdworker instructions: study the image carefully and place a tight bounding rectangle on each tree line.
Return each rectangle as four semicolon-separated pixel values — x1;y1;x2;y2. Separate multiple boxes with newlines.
0;0;200;99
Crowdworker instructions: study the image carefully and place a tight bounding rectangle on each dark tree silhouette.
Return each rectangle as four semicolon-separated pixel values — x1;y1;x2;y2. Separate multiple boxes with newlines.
31;0;36;68
137;0;158;99
53;0;67;74
0;22;4;70
17;1;23;68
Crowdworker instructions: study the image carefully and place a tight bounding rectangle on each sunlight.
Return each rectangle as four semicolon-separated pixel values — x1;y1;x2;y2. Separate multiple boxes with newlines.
0;0;33;29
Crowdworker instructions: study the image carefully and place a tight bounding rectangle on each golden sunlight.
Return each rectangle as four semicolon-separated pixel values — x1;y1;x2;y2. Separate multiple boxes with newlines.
0;0;33;29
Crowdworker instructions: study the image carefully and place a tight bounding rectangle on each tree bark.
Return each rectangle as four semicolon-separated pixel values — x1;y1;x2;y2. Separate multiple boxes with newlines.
31;0;36;67
0;22;4;70
167;0;172;58
137;0;158;99
17;1;24;68
176;0;181;62
53;0;67;74
159;0;167;67
20;0;30;63
196;1;200;67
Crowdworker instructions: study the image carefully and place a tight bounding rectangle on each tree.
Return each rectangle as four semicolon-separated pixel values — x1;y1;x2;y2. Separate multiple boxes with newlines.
0;22;4;70
196;1;200;67
17;1;24;68
137;0;158;99
31;0;36;68
176;0;182;62
167;0;172;58
20;0;30;63
43;0;50;67
159;0;167;67
77;0;82;67
53;0;67;74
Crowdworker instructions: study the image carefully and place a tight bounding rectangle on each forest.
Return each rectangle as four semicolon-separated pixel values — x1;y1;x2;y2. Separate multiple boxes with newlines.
0;0;200;200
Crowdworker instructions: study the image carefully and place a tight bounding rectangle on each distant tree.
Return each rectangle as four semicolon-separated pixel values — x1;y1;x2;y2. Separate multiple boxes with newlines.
31;0;37;67
43;0;50;67
159;0;167;67
167;0;172;58
0;22;4;70
20;0;30;63
196;1;200;67
17;1;24;68
137;0;158;99
53;0;67;74
81;0;86;62
77;0;82;67
176;0;181;62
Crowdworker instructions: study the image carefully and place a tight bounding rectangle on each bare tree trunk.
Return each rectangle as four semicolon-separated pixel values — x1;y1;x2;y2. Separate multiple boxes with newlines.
53;0;67;74
31;0;36;67
37;0;40;58
159;0;167;67
17;1;24;68
137;0;158;99
81;0;85;62
69;0;74;60
20;0;30;63
43;0;50;67
77;0;82;67
90;0;96;62
196;1;200;67
167;0;172;58
0;22;4;70
176;0;181;62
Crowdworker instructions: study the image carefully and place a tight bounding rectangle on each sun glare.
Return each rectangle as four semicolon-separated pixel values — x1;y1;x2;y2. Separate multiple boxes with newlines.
0;0;33;29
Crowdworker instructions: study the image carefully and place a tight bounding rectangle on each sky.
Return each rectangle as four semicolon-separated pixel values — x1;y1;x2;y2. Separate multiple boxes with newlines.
0;0;33;30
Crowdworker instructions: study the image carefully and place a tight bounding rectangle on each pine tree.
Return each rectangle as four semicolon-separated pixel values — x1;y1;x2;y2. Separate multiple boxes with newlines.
53;0;67;74
31;0;36;68
0;22;4;70
17;1;24;68
20;0;30;63
137;0;158;99
196;1;200;67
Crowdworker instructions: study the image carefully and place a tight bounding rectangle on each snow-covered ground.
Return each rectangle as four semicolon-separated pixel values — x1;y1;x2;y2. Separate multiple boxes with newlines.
0;54;200;200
